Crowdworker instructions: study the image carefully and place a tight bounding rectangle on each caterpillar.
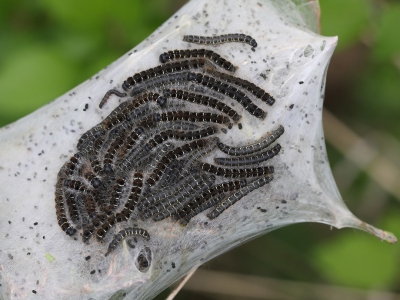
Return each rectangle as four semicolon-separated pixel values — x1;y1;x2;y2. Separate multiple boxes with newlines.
122;59;207;91
105;227;150;257
218;125;284;156
165;89;241;122
207;176;274;219
188;73;266;119
206;68;275;105
200;163;274;178
183;34;257;49
214;143;281;166
159;49;236;72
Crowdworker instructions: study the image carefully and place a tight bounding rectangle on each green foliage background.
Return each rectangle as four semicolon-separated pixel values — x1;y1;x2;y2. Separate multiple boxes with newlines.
1;0;399;298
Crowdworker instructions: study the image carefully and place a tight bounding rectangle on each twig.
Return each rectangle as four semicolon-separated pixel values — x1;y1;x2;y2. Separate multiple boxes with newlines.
165;266;199;300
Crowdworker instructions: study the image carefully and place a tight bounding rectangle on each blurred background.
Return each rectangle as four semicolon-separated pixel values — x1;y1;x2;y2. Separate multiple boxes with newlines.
1;0;399;299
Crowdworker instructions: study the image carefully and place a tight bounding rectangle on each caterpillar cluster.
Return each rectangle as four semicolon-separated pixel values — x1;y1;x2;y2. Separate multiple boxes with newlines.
55;33;284;257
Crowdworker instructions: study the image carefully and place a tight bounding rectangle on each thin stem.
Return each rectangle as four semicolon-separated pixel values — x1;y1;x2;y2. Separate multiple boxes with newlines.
165;266;199;300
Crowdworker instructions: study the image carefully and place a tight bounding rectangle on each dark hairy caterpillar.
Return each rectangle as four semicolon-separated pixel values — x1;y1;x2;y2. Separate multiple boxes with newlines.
207;175;273;219
144;127;218;151
146;139;210;186
176;137;219;181
65;194;80;223
151;175;215;221
142;174;215;221
138;172;205;210
214;143;281;166
55;182;77;236
175;179;247;224
200;163;274;178
183;33;257;49
99;89;127;109
206;68;275;106
62;154;81;176
218;125;284;156
100;92;166;121
105;227;150;256
159;49;237;72
129;72;192;96
165;89;241;122
138;111;230;129
122;59;207;91
188;72;267;119
116;172;144;222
